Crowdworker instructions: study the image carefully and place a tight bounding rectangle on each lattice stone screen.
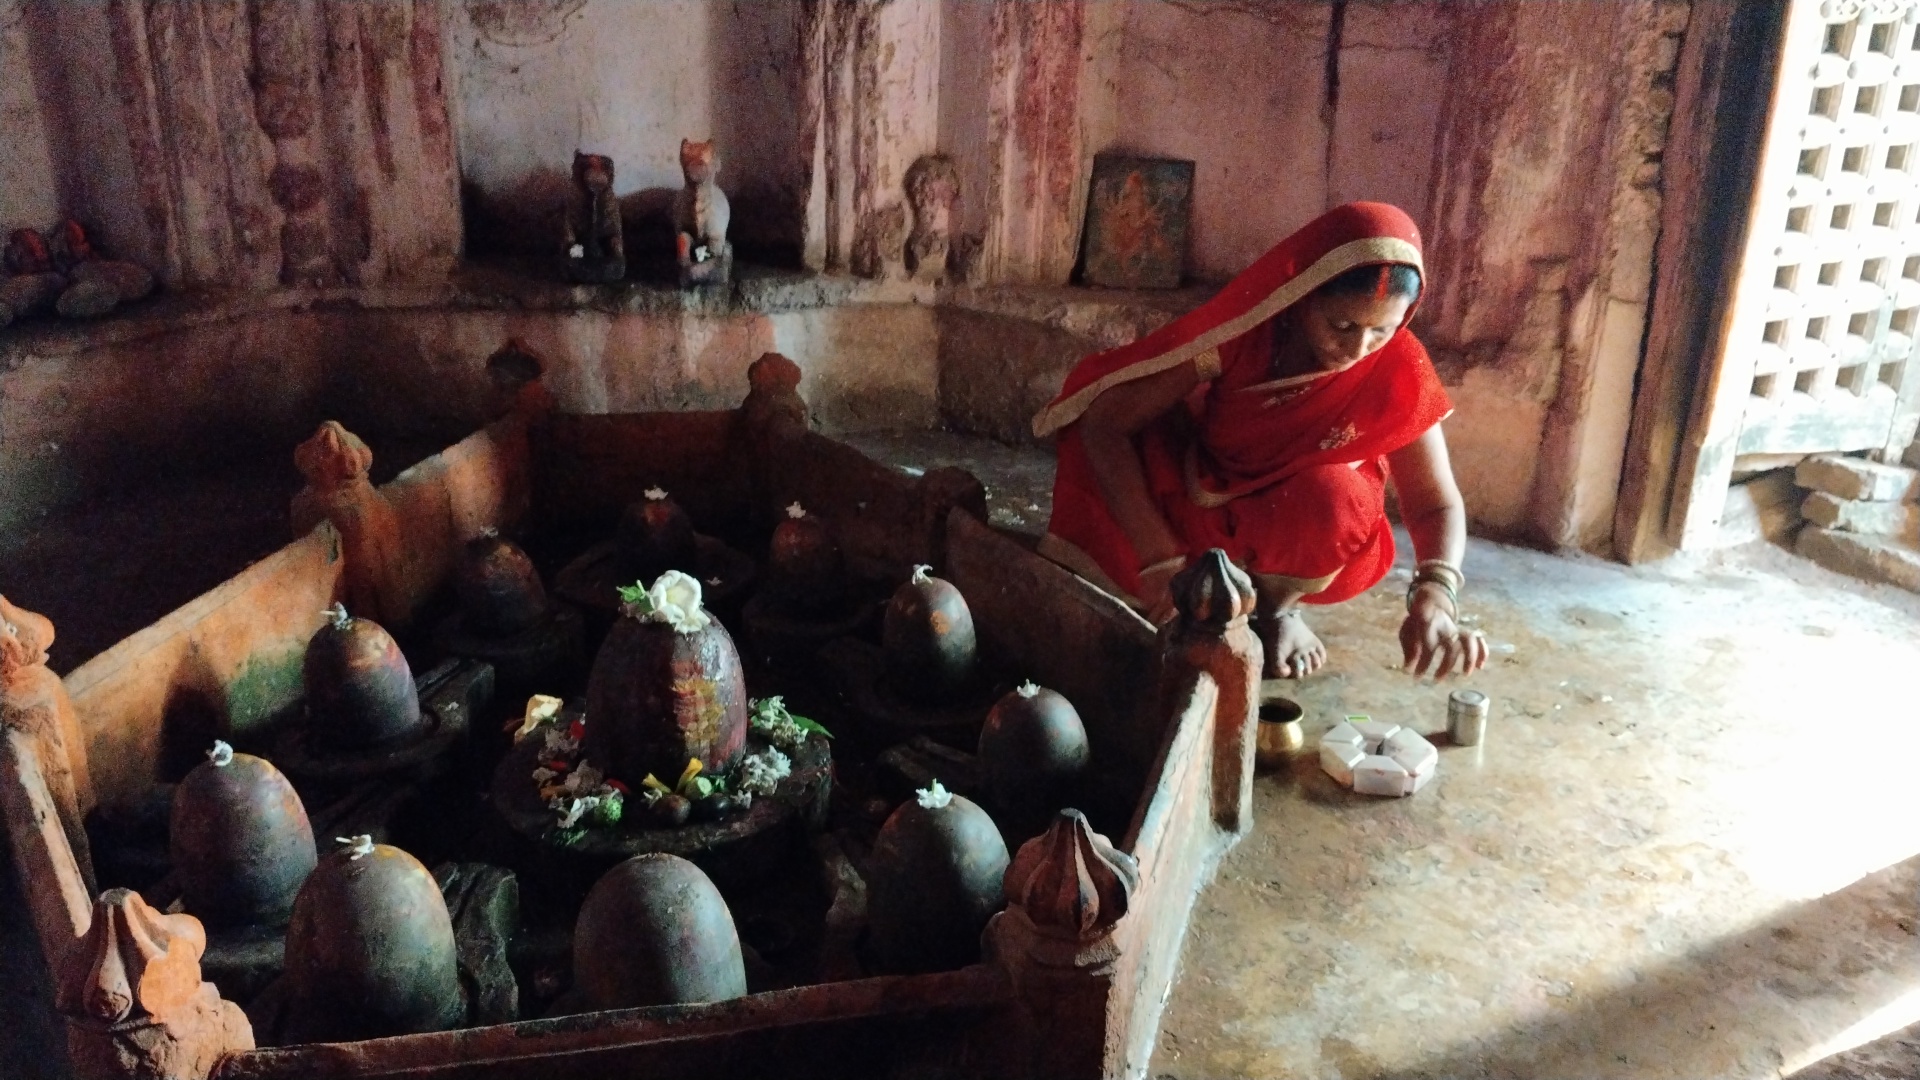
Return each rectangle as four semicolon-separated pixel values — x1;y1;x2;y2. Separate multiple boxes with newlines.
1731;0;1920;463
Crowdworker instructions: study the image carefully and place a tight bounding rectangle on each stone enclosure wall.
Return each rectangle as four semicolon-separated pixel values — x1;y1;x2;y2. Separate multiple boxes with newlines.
0;0;1693;554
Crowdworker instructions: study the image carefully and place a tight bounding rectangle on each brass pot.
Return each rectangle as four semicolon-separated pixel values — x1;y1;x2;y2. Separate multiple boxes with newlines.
1256;698;1306;772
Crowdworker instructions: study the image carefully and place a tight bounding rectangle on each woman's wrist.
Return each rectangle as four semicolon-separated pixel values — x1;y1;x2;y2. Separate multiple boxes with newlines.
1406;579;1457;619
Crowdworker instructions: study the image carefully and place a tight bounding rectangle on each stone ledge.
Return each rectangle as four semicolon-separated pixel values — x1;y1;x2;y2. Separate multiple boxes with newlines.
1800;491;1920;538
1795;453;1920;503
1795;525;1920;592
0;261;1218;370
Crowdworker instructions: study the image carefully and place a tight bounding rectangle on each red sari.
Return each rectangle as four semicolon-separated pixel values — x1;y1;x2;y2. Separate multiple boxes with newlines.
1034;202;1452;608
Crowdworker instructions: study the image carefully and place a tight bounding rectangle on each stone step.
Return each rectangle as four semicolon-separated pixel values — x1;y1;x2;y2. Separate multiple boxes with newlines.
1800;491;1920;538
1795;453;1920;503
1795;525;1920;592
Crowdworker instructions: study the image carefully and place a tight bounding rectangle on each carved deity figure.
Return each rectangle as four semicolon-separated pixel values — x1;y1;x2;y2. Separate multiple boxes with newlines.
904;155;960;284
58;889;254;1080
292;422;414;628
1;596;96;884
672;139;733;286
562;151;625;283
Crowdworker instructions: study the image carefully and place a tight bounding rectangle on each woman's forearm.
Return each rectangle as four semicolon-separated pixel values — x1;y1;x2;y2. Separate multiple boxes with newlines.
1404;499;1466;570
1082;427;1184;567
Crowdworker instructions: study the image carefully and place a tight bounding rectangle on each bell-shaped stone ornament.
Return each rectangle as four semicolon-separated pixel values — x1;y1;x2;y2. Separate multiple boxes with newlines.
573;853;747;1010
766;502;843;614
582;571;747;783
866;782;1009;973
616;488;698;583
282;836;463;1042
453;530;550;636
978;682;1090;823
303;603;424;751
170;742;317;929
882;565;977;704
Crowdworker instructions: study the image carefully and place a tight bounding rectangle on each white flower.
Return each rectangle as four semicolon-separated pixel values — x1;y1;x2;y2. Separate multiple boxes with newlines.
569;243;585;259
916;780;952;809
910;564;933;585
336;835;375;859
706;577;722;586
542;723;579;756
694;245;711;263
786;502;806;519
207;740;234;767
642;570;711;634
750;696;808;752
532;766;558;784
644;487;668;501
1016;681;1040;699
513;694;564;741
554;795;598;829
735;747;792;796
563;763;605;795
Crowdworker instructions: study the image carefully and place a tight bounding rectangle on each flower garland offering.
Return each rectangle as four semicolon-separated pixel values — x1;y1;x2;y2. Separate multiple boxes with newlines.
735;747;792;797
748;695;832;752
615;570;712;634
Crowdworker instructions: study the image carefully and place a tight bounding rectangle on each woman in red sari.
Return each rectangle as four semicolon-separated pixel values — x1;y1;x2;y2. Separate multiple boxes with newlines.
1034;202;1487;680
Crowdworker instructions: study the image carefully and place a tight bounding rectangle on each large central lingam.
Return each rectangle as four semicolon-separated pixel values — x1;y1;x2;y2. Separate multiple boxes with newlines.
581;571;748;785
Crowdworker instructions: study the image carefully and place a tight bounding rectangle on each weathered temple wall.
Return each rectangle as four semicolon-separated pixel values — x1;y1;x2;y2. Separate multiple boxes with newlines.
0;0;60;234
0;0;1693;555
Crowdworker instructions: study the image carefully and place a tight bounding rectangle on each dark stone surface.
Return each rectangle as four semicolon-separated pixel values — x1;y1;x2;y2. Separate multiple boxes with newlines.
434;862;522;1026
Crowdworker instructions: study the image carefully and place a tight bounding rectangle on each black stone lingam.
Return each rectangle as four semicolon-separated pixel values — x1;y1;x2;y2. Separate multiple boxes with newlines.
434;530;584;697
743;503;872;672
280;837;466;1043
572;853;747;1010
553;488;756;624
977;682;1090;834
170;742;317;930
865;782;1009;974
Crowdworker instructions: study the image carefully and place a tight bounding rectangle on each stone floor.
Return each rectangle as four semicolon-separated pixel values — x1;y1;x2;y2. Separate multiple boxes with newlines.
852;433;1920;1080
9;430;1920;1080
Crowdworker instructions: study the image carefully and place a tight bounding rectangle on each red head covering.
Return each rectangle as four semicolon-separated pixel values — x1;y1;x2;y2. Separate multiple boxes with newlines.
1034;202;1425;437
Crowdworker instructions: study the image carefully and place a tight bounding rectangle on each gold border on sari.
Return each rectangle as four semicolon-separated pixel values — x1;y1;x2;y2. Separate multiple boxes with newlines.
1030;236;1421;438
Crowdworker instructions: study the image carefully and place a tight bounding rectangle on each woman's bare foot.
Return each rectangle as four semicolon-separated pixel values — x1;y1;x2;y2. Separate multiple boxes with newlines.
1261;608;1327;679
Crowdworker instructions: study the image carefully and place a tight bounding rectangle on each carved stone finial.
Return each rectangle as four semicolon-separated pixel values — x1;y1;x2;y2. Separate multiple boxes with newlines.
1170;549;1255;630
1003;809;1139;941
2;595;96;885
747;352;802;396
58;889;254;1080
292;421;373;489
289;422;413;627
741;352;808;434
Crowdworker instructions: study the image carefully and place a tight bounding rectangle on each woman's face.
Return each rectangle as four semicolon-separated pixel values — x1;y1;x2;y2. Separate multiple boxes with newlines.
1297;289;1413;373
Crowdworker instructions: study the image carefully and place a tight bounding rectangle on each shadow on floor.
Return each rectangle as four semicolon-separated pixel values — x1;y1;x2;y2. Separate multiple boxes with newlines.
1352;853;1920;1080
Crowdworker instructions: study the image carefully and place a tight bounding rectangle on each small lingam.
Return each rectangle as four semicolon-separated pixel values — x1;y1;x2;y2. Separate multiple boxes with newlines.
562;151;625;283
572;853;747;1010
435;529;582;697
883;564;979;704
865;781;1009;974
170;741;316;930
555;487;755;621
280;836;464;1043
672;138;732;287
977;682;1089;832
304;603;424;752
744;503;868;672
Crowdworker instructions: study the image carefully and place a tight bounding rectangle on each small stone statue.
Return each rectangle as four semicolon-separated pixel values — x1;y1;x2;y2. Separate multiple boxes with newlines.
0;222;156;327
672;138;732;287
562;151;625;284
292;422;413;628
904;155;960;284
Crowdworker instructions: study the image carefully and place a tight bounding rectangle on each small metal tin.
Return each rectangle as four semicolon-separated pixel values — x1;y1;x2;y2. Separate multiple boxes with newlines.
1255;698;1306;771
1447;689;1490;746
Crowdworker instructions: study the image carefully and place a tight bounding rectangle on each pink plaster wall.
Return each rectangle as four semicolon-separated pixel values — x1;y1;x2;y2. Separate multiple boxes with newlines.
1092;1;1450;282
0;0;59;234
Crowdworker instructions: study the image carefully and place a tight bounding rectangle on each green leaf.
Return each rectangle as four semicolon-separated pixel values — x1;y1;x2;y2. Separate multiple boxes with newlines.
688;775;714;800
792;714;833;739
589;794;624;827
616;582;654;613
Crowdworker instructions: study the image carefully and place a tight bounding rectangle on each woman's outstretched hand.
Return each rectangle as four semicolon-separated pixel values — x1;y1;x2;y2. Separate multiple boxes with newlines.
1399;587;1488;679
1137;558;1184;626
